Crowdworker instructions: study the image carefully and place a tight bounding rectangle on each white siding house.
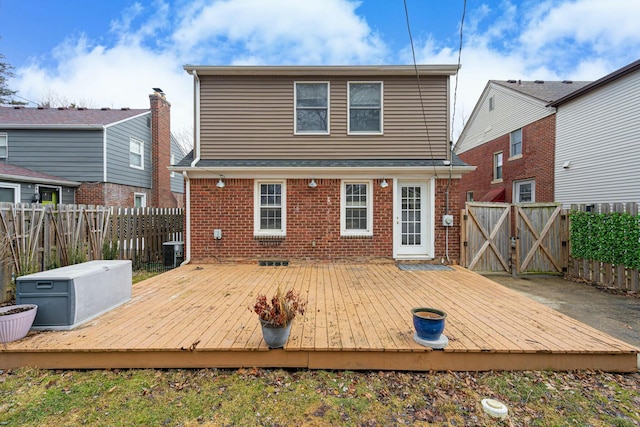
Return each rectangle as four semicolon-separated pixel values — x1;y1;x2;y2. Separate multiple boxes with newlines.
455;80;585;155
550;60;640;208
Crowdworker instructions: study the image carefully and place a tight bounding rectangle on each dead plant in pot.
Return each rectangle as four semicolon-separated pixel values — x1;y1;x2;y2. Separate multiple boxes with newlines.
251;286;307;348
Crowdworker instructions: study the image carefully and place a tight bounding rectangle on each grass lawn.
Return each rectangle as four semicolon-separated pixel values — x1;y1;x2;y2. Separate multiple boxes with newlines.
0;367;638;426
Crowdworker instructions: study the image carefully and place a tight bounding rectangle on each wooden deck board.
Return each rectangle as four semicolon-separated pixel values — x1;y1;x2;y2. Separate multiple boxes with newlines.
1;263;637;372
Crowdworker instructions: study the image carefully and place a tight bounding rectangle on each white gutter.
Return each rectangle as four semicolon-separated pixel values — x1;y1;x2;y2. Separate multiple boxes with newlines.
180;171;191;266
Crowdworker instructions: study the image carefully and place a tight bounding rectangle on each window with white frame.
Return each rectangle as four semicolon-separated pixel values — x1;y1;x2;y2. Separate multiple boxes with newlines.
254;180;286;236
134;193;147;207
488;96;495;111
295;82;329;134
170;154;175;177
493;152;503;181
341;181;373;236
466;191;474;202
129;138;144;169
510;128;522;157
348;82;382;134
514;180;535;203
0;133;7;159
0;182;20;203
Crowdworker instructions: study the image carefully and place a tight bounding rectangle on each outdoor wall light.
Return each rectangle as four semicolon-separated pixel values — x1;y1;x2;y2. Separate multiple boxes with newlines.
216;177;225;188
308;179;318;188
380;179;389;188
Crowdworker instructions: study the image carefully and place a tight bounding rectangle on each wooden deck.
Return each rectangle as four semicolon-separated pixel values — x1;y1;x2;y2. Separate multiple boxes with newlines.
1;263;637;372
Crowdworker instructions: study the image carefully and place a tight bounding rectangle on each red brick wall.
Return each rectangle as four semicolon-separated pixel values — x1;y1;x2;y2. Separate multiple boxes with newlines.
76;182;150;207
150;93;177;208
189;178;460;262
457;114;556;211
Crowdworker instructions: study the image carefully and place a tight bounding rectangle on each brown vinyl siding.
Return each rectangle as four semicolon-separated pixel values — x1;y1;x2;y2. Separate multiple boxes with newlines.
199;75;449;160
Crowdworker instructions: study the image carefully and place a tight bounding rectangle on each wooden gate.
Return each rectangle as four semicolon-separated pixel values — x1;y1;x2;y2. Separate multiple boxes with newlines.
460;202;511;273
461;202;568;274
515;203;567;274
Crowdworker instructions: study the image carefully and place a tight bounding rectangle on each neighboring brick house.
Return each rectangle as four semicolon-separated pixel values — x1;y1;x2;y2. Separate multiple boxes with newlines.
454;80;590;211
174;65;473;263
0;90;184;207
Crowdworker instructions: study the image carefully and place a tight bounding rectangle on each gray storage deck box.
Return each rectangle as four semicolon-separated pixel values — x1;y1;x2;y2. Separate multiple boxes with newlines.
16;260;132;330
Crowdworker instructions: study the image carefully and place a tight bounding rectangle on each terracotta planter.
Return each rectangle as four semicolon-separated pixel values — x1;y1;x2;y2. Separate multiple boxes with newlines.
260;319;292;349
0;304;38;343
411;307;446;341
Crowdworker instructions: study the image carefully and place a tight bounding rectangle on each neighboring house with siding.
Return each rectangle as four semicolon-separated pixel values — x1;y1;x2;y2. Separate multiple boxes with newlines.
454;79;590;212
549;59;640;208
0;163;79;204
174;65;473;263
0;90;184;207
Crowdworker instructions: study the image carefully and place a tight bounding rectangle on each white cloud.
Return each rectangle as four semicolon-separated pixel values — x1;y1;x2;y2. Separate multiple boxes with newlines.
173;0;387;65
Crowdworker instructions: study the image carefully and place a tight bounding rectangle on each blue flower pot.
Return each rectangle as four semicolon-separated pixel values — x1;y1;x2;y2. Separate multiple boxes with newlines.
411;307;446;341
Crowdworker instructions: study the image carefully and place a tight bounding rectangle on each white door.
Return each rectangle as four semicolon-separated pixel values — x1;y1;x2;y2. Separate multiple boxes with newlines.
394;181;432;259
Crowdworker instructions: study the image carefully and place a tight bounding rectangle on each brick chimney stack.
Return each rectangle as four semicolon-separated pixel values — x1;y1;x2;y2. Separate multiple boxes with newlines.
149;89;177;207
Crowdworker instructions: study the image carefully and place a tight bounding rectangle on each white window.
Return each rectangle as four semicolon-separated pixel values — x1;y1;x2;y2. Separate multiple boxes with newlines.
0;182;20;203
170;154;176;178
134;193;147;207
488;96;495;111
514;180;535;203
341;180;373;236
493;152;503;181
130;138;144;169
466;191;474;202
348;82;382;134
510;128;522;157
254;180;286;237
0;133;7;159
294;82;329;134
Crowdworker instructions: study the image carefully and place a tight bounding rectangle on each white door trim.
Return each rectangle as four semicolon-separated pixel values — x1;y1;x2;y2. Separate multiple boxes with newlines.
392;179;435;260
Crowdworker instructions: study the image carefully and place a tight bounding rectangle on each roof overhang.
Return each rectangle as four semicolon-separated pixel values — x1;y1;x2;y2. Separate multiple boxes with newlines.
0;173;81;187
183;64;460;77
171;165;475;180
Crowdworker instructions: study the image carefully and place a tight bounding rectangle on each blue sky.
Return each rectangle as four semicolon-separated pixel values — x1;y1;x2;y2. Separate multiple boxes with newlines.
1;0;639;143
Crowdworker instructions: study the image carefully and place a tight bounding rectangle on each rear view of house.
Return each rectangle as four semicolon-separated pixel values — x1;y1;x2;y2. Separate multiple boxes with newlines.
175;65;473;263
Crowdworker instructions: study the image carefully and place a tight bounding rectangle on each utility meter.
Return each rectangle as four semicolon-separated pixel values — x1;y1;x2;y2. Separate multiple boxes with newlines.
442;215;454;227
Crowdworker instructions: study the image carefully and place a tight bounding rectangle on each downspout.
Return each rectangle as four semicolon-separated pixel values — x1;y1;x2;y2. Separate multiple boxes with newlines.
180;171;191;266
102;125;108;182
181;69;200;266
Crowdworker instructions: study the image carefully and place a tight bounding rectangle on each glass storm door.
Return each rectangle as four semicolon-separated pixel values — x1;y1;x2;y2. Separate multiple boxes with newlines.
395;182;430;258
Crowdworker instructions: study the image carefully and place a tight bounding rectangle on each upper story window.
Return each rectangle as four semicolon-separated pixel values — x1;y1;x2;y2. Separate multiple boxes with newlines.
170;154;176;177
130;138;144;170
348;82;382;134
254;180;286;237
493;152;503;181
488;96;495;111
295;82;329;134
510;128;522;157
341;180;373;236
466;191;474;202
0;133;7;159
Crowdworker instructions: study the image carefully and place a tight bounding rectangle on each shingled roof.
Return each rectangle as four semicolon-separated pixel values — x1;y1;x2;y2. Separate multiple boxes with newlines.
0;106;149;128
491;80;592;103
0;163;80;186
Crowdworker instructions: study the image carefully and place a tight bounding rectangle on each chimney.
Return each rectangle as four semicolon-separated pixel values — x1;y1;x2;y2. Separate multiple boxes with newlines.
149;89;176;208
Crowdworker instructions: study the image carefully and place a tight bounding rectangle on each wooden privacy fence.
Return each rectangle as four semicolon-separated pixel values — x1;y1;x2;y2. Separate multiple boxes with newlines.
0;203;183;302
461;201;639;294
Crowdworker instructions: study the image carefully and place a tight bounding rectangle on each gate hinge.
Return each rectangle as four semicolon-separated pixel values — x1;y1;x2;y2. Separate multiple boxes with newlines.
561;241;567;247
463;241;468;247
463;214;468;220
